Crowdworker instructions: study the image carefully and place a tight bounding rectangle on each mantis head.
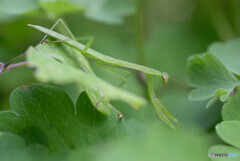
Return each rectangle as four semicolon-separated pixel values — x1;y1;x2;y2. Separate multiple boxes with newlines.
162;72;169;86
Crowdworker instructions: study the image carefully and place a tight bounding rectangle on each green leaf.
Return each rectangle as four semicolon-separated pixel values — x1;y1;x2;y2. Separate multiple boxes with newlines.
206;89;228;108
0;131;48;161
187;53;239;101
211;85;240;160
31;42;113;115
216;121;240;148
69;124;211;161
39;0;84;16
0;0;138;24
222;85;240;121
39;0;139;24
0;0;39;15
85;0;139;25
27;44;147;114
209;145;240;161
208;38;240;76
0;84;124;150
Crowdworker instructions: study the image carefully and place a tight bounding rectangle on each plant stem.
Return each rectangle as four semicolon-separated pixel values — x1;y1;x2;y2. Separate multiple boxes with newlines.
0;61;27;74
230;0;240;36
134;2;145;66
134;1;149;88
0;53;26;73
206;0;235;40
4;53;26;68
7;61;27;70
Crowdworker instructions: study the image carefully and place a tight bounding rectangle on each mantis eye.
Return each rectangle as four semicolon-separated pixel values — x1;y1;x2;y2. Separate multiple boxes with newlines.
162;72;169;86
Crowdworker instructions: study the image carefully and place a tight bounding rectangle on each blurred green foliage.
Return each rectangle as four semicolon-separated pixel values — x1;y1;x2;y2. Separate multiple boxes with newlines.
1;0;240;160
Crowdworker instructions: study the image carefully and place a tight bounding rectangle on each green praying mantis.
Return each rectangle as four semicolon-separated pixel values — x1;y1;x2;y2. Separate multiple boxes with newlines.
0;19;179;130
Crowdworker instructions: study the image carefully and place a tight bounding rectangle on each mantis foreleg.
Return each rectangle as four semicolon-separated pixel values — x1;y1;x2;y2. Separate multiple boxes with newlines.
40;18;76;44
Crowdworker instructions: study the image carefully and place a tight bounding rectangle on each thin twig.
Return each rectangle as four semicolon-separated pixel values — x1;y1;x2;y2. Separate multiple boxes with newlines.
0;61;27;74
0;62;4;73
7;61;27;71
4;53;26;66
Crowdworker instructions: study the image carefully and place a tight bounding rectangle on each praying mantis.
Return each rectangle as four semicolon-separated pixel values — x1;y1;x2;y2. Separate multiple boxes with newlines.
1;19;179;130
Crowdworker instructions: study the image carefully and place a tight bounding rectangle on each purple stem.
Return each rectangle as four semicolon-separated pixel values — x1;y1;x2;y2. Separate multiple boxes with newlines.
7;61;27;70
0;62;3;73
0;61;27;74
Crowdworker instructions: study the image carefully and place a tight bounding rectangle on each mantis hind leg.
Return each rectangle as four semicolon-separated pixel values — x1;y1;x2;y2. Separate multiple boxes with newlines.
95;63;130;87
93;65;130;117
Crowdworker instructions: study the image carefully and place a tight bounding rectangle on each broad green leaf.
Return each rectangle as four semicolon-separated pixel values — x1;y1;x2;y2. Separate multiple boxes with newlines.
27;24;163;78
0;0;138;24
0;131;48;161
39;0;84;16
208;38;240;76
206;89;228;108
0;112;24;132
0;0;39;15
69;124;211;161
216;121;240;149
0;84;124;150
0;13;19;23
209;145;240;161
85;0;139;25
30;42;111;115
187;53;239;101
222;85;240;121
27;45;147;114
39;0;138;24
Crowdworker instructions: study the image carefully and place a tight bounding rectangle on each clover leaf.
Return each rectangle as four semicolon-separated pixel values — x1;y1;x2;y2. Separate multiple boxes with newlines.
187;53;239;101
209;38;240;76
0;132;48;161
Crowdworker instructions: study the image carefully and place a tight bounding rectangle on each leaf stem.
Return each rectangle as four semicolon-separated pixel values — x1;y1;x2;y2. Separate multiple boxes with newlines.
206;0;235;40
134;2;149;88
0;61;27;74
134;2;145;66
4;53;26;68
0;53;26;73
6;62;27;70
